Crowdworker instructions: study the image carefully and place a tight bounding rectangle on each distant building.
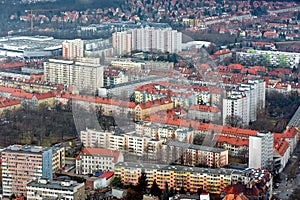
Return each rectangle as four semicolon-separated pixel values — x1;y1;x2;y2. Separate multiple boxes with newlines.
26;179;85;200
62;39;84;60
76;148;123;175
248;132;274;169
1;145;53;197
236;50;300;68
44;58;103;94
112;27;182;56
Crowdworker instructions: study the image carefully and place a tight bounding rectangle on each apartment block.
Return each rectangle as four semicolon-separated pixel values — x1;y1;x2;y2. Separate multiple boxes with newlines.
80;129;111;148
249;132;274;169
188;104;221;123
112;27;182;56
222;91;250;127
239;79;266;122
236;50;300;68
52;145;65;172
44;59;103;94
1;145;53;197
161;140;228;168
62;39;84;60
76;148;123;175
125;133;151;157
26;179;85;200
114;162;272;194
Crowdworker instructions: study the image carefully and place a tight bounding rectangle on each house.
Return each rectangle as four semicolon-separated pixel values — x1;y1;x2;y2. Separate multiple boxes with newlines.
76;148;123;175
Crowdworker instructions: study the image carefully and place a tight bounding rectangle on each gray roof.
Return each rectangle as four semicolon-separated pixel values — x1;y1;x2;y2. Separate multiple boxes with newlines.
165;140;227;153
27;179;83;191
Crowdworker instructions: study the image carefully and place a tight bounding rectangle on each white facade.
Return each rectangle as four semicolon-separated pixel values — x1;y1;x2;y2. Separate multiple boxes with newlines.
26;179;85;200
62;39;84;60
249;132;274;169
44;59;103;94
125;134;150;157
80;129;111;148
112;31;132;55
76;148;124;175
236;50;300;68
112;27;182;56
239;79;265;122
222;91;250;127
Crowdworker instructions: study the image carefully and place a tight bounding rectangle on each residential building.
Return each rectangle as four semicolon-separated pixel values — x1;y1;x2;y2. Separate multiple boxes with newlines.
134;98;173;121
222;91;250;127
273;138;290;173
1;145;53;197
239;79;266;122
80;129;111;148
114;162;272;195
112;27;182;56
52;145;65;172
112;31;132;55
188;104;221;123
104;68;128;86
62;39;84;60
0;97;21;114
44;59;103;94
161;140;228;167
248;132;274;169
75;148;123;175
26;179;85;200
236;50;300;68
124;133;151;157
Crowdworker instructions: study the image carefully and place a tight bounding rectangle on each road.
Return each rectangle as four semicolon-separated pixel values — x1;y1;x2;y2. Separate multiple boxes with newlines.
273;146;300;199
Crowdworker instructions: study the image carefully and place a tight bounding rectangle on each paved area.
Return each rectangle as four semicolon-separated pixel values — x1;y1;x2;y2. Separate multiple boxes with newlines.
273;146;300;199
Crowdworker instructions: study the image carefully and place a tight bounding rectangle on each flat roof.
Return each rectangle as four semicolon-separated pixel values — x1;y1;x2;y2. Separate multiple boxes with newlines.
27;179;83;191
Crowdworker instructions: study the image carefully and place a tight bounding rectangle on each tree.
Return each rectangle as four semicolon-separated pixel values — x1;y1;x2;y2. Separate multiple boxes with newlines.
179;186;186;194
225;115;243;127
162;182;170;200
150;180;162;197
124;187;142;200
110;176;123;188
136;171;148;193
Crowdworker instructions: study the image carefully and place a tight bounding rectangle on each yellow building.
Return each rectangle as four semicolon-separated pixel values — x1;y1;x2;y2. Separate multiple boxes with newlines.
0;97;21;114
134;98;173;121
52;145;66;172
114;162;272;194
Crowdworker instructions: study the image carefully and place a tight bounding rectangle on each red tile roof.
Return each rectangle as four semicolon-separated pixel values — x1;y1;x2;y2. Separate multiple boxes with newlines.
77;148;120;162
0;97;21;108
100;171;114;180
274;139;289;156
189;104;221;113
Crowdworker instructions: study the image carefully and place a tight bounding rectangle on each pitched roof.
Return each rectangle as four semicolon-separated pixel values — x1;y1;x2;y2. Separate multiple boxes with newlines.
0;97;21;108
189;104;221;113
77;148;120;162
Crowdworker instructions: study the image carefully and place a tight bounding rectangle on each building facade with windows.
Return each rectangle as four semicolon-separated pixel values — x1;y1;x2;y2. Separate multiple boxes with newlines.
26;179;85;200
1;145;53;197
249;132;274;169
44;59;103;94
75;148;123;175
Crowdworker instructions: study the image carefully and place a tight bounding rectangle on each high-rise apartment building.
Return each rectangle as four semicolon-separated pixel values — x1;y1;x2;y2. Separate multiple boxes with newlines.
112;27;182;55
249;132;274;169
222;91;250;127
112;31;132;56
239;79;265;122
1;145;53;197
62;39;84;60
44;58;103;94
